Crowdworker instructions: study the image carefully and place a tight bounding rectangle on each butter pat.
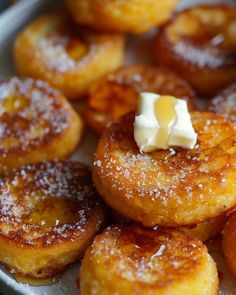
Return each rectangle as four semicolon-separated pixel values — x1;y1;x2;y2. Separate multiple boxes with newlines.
134;92;197;152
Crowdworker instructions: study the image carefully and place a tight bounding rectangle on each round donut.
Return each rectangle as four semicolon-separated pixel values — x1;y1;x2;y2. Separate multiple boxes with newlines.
222;212;236;277
14;11;125;100
0;78;82;175
154;5;236;96
208;83;236;124
80;224;218;295
93;111;236;227
66;0;178;34
0;160;106;282
86;65;197;134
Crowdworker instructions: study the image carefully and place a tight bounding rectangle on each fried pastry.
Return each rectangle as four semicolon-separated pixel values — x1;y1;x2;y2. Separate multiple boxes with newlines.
154;5;236;96
86;65;197;134
14;11;125;100
0;78;81;175
0;161;106;282
80;224;218;295
208;83;236;123
65;0;178;34
222;211;236;277
93;112;236;227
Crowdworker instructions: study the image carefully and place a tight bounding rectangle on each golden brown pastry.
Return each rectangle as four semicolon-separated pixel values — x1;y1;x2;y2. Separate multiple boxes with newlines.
222;211;236;277
208;83;236;123
80;224;218;295
14;11;125;100
93;112;236;227
86;65;197;134
0;161;106;283
66;0;178;34
0;78;81;175
154;5;236;96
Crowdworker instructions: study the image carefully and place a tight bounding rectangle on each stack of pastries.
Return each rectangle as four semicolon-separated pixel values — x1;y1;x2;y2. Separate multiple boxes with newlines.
0;0;235;294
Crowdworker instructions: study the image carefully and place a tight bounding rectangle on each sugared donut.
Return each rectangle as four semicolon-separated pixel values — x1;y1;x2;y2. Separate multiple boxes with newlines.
14;11;125;100
86;65;197;134
93;112;236;227
66;0;178;34
0;161;105;283
154;5;236;96
0;78;81;174
80;224;218;294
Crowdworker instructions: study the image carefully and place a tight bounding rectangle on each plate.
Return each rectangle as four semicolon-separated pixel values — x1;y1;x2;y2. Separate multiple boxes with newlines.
0;0;236;294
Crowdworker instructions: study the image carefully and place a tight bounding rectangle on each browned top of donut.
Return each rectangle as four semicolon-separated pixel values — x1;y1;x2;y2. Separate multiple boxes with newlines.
88;224;206;288
95;112;236;193
0;78;72;155
94;111;236;225
208;83;236;123
17;11;122;74
0;161;105;247
89;65;197;110
160;5;236;69
32;12;88;72
87;65;197;133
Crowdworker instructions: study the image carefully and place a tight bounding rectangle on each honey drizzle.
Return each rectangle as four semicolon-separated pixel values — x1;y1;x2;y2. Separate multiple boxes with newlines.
155;96;177;149
15;274;58;285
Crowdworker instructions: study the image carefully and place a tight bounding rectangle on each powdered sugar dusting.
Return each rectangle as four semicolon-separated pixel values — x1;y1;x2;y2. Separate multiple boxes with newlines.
38;39;76;72
94;112;236;223
0;161;104;246
89;225;205;286
0;78;71;156
168;7;236;69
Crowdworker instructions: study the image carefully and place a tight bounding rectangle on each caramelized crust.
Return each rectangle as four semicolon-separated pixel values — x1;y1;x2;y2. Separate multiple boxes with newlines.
208;83;236;123
154;5;236;96
86;65;197;134
93;112;236;227
0;161;106;282
80;224;218;295
0;78;81;175
66;0;178;34
14;11;125;100
222;212;236;277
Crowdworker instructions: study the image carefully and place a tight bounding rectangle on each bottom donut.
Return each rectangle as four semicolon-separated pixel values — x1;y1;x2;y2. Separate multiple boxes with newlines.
0;160;106;283
80;223;218;295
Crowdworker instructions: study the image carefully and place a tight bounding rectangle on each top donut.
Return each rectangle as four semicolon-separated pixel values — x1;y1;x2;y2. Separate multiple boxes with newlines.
154;5;236;96
65;0;178;34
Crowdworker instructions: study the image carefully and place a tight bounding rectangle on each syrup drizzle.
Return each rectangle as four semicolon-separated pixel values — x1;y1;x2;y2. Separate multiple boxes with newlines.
155;96;176;149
